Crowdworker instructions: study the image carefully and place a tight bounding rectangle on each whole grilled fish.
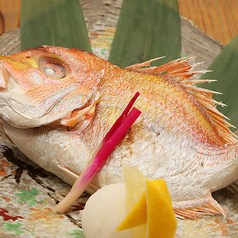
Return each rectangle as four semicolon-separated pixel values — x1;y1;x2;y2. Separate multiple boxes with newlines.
0;45;238;218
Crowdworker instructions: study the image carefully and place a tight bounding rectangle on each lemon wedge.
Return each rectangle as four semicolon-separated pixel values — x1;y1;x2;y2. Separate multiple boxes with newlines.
146;179;177;238
116;190;147;231
117;165;177;238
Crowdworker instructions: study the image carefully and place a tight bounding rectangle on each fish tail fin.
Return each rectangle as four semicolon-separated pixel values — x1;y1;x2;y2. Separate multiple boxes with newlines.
173;194;226;219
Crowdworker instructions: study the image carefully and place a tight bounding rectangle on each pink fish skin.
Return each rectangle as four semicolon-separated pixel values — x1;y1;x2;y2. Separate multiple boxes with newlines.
0;45;238;218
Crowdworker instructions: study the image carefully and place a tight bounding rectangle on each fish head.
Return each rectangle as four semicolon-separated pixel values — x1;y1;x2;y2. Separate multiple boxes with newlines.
0;46;104;129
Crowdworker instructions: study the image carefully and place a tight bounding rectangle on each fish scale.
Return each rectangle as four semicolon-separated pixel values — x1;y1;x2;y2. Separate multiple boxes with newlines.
0;45;238;218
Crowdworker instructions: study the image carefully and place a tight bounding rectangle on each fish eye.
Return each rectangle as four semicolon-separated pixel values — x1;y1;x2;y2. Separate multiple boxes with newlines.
43;67;56;76
38;57;66;79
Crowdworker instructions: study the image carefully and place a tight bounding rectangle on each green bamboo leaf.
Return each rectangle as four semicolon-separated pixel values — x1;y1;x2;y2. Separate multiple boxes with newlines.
20;0;91;52
108;0;181;68
200;34;238;130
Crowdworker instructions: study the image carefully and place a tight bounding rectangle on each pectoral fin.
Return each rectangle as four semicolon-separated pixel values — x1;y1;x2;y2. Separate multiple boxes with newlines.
61;92;100;132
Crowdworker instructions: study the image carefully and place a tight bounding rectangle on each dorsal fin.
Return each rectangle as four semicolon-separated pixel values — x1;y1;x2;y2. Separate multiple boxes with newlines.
126;58;238;143
126;57;195;77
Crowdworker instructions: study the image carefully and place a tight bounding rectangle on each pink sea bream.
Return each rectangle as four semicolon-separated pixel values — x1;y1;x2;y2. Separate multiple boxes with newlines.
0;45;238;218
